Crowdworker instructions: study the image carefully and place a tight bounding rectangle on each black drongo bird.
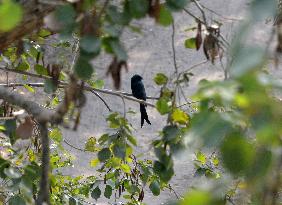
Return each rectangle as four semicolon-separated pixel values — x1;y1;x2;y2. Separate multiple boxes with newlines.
131;74;151;127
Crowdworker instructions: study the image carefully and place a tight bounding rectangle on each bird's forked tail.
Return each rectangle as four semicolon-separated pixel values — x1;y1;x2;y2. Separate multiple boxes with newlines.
140;104;151;127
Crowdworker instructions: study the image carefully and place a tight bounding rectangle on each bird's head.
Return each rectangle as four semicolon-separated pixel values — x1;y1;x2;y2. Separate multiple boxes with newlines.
131;74;143;82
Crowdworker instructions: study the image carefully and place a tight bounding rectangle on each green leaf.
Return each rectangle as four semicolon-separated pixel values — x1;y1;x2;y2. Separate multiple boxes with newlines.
44;79;57;94
196;151;206;165
250;0;276;21
74;57;94;80
189;111;232;147
157;4;173;26
98;148;111;162
91;186;101;200
0;0;23;32
23;84;35;93
89;79;104;89
128;0;149;19
4;119;16;145
69;197;76;205
104;185;113;199
38;28;51;38
106;5;131;25
171;109;189;124
220;133;255;175
80;35;101;54
112;142;126;159
154;73;168;85
4;167;21;178
110;39;128;61
185;38;196;49
8;195;26;205
126;134;137;146
90;158;99;167
34;64;48;75
16;60;30;71
181;190;211;205
166;0;188;11
85;137;97;152
49;128;62;143
156;97;171;115
247;148;272;180
98;134;109;145
163;125;180;143
0;157;10;178
149;180;160;196
55;4;76;26
120;163;131;174
230;46;265;77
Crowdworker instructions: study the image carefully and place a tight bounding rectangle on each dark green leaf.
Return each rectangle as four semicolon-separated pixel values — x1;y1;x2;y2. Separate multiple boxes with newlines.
4;119;16;145
44;79;57;94
91;186;101;200
221;134;255;175
128;0;149;19
55;4;76;26
166;0;188;11
189;111;232;147
149;180;160;196
230;46;265;77
113;142;126;159
98;148;111;162
106;5;131;25
74;57;94;80
163;125;180;143
104;185;112;199
69;197;76;205
80;35;101;54
0;157;10;178
109;40;128;61
8;195;26;205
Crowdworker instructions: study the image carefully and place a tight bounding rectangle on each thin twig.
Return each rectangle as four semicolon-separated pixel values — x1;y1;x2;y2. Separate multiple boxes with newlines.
172;20;178;73
63;139;86;152
191;0;208;24
97;0;110;20
183;8;230;48
90;90;112;112
119;94;126;118
200;3;242;22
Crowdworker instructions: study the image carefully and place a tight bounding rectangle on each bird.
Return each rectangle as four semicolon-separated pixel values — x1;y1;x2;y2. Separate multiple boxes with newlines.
131;74;151;127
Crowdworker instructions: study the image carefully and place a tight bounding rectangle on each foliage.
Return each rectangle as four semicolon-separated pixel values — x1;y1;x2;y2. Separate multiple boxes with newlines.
0;0;281;205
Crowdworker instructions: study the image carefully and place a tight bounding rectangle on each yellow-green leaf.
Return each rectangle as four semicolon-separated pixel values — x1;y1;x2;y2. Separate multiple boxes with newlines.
120;163;131;173
0;0;23;32
90;158;99;167
172;109;189;124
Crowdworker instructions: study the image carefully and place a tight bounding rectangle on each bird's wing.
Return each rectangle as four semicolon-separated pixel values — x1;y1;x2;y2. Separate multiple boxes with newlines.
132;81;146;100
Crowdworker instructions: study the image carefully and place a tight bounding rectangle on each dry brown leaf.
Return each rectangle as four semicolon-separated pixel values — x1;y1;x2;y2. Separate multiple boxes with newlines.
106;57;128;90
16;116;34;140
